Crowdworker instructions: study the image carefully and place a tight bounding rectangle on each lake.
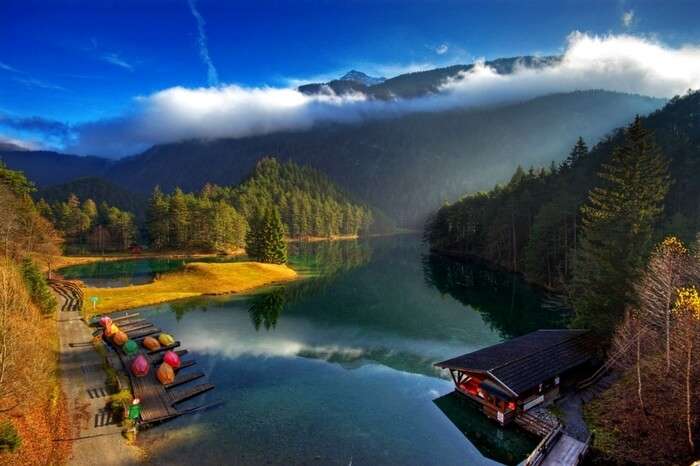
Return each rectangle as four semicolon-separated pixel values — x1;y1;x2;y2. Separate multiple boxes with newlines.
62;235;567;465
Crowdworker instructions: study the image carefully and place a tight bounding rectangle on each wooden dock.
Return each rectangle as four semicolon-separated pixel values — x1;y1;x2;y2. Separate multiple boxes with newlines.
522;420;590;466
103;311;220;425
541;434;588;466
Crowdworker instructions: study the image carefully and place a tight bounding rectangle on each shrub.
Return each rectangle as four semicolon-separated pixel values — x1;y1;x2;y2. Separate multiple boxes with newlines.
109;389;132;421
0;420;21;453
20;257;57;315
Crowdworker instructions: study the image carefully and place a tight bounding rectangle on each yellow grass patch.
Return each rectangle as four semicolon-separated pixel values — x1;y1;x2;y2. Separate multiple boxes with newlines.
83;261;297;315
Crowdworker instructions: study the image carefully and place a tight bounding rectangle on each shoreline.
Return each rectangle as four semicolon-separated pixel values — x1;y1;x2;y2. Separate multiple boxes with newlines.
81;261;299;316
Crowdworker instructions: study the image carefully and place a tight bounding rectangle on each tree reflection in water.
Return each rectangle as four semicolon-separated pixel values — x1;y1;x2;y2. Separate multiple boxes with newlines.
247;239;374;331
422;253;569;339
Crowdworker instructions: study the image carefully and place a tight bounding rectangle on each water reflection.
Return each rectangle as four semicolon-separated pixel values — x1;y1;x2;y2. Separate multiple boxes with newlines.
422;253;568;339
248;287;285;330
89;236;557;465
433;392;537;466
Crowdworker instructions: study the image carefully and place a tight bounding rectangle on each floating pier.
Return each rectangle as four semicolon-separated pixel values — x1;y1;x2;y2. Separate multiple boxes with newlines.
102;311;220;425
48;279;220;425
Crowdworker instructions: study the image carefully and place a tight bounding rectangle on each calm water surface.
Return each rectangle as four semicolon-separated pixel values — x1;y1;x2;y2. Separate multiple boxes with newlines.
75;236;567;465
60;256;244;287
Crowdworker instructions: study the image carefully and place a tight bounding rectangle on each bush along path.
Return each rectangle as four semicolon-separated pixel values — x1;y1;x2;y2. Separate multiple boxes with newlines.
52;281;144;465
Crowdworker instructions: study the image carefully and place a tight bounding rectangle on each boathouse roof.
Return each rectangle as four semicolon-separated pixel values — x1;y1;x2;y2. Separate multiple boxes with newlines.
435;329;595;397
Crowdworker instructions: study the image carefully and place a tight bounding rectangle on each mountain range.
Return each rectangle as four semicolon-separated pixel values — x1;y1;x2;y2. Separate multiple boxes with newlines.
298;56;559;99
0;58;666;227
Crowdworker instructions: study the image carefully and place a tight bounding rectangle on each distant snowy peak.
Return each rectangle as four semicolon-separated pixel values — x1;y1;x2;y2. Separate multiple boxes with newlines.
339;70;386;86
298;56;560;99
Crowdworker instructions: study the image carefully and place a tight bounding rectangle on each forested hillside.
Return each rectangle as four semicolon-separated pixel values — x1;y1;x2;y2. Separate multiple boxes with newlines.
144;158;376;253
0;151;112;186
36;177;147;221
1;91;664;227
223;157;377;237
105;91;664;227
426;90;700;292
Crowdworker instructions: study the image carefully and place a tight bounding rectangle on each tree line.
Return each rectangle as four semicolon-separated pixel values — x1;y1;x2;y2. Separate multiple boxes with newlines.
145;157;374;253
146;186;247;252
37;194;136;252
426;91;700;339
209;157;374;238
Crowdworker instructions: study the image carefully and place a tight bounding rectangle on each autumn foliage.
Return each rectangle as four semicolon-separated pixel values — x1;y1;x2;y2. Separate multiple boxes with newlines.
0;163;71;464
586;236;700;465
0;260;71;465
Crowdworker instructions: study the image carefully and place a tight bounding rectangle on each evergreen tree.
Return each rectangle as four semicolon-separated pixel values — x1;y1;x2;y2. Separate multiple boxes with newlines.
210;201;246;251
508;165;526;187
246;207;287;264
260;207;288;264
169;188;189;248
20;257;57;315
245;208;264;260
561;136;588;170
571;117;671;338
147;186;170;249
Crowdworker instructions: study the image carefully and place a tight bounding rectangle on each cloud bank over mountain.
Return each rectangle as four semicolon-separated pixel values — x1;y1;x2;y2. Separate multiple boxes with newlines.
11;32;700;157
440;32;700;103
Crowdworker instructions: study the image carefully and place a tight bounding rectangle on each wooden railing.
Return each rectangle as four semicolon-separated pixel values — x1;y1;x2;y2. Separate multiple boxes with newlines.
577;433;593;464
523;424;562;466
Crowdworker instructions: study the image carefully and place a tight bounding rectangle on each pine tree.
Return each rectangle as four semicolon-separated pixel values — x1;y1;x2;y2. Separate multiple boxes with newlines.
561;137;588;170
260;207;288;264
169;188;189;248
147;186;170;249
246;207;287;264
508;165;526;188
245;208;264;260
572;117;671;338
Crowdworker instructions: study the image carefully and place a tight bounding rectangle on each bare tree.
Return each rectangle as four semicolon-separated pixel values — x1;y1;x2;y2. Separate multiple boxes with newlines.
637;236;690;373
611;309;652;413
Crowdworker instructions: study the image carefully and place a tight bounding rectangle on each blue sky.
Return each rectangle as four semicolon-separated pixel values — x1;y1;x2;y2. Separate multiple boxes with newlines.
1;0;700;154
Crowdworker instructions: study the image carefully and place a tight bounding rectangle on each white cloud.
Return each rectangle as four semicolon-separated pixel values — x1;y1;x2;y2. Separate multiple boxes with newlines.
0;135;41;150
435;43;449;55
188;0;219;86
439;32;700;102
101;53;133;71
67;32;700;157
622;10;635;28
0;61;19;73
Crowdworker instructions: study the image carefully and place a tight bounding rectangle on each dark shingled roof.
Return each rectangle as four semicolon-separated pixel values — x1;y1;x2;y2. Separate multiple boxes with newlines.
435;329;595;397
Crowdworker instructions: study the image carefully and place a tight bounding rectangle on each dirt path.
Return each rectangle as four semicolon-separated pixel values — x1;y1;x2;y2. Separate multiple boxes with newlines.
55;290;146;465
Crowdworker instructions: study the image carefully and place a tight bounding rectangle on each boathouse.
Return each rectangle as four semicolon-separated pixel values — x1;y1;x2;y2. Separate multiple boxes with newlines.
435;329;595;426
